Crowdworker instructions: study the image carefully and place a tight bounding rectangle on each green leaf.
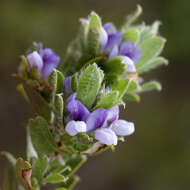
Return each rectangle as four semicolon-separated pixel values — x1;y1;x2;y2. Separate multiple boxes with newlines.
79;18;89;52
63;155;87;177
122;5;142;29
99;56;126;85
125;78;139;94
136;37;166;71
17;84;30;103
102;56;126;76
56;175;80;190
51;166;71;176
62;39;82;75
28;116;57;156
56;71;64;94
77;63;104;109
26;127;38;162
136;56;168;73
141;81;162;92
138;21;161;44
15;158;32;190
87;11;102;57
112;78;139;99
49;70;64;106
2;165;18;190
71;73;78;92
18;56;28;78
44;173;66;184
1;152;16;167
22;80;51;121
96;90;120;109
54;94;64;127
123;93;140;102
32;156;49;183
123;28;139;43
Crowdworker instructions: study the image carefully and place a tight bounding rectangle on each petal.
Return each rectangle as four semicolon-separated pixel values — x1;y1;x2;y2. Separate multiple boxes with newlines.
65;120;87;136
119;41;141;63
66;93;90;121
106;32;123;53
40;48;60;77
121;56;136;73
100;27;108;49
37;42;43;52
66;93;77;105
27;51;43;73
63;76;72;94
102;105;119;127
94;128;117;146
110;120;135;136
86;109;108;132
109;45;119;59
103;23;116;34
107;105;119;123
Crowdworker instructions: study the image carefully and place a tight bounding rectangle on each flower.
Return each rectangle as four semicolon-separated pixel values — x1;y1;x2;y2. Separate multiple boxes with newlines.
27;51;43;73
65;94;135;146
65;120;87;136
110;120;135;136
27;43;60;78
94;128;117;146
100;23;141;73
119;41;141;63
66;93;90;122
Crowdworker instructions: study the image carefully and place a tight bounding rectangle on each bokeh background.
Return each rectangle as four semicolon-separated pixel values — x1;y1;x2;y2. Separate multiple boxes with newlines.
0;0;190;189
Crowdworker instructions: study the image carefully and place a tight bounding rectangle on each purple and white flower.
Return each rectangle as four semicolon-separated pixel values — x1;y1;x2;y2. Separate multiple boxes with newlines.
65;93;135;146
100;23;141;73
27;43;60;78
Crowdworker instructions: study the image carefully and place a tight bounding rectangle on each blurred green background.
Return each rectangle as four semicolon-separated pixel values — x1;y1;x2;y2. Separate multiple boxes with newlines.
0;0;190;189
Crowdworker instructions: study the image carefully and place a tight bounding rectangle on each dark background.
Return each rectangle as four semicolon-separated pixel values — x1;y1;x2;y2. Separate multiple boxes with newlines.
0;0;190;189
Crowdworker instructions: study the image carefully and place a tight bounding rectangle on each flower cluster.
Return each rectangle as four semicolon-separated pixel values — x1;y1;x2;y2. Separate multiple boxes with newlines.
100;23;141;72
4;7;167;190
27;43;60;78
65;93;134;146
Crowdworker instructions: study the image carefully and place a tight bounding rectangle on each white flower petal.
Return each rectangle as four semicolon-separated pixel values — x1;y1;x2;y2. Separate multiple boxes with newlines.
65;120;87;136
27;51;43;72
94;128;117;146
110;120;135;136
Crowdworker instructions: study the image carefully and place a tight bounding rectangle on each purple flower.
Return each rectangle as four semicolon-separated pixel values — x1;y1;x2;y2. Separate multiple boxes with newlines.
66;93;90;122
94;128;117;146
27;51;43;73
119;41;141;63
99;23;141;73
63;76;72;95
110;120;135;136
65;120;87;136
86;106;119;132
100;23;123;59
86;109;109;133
106;32;123;56
27;43;60;78
103;23;116;34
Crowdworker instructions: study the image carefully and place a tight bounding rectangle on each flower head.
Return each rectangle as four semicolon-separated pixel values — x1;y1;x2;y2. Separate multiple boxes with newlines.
65;94;134;146
27;43;60;78
100;23;141;73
